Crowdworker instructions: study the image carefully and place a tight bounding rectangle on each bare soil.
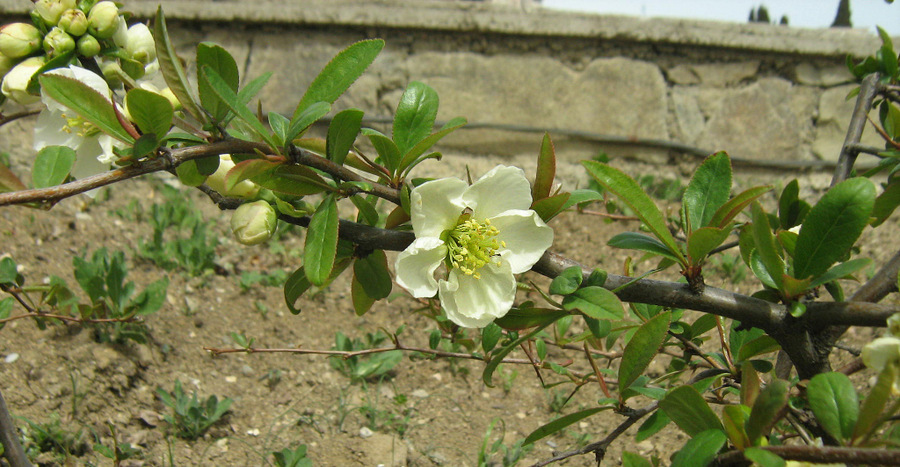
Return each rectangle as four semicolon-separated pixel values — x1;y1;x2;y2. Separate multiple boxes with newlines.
0;151;895;466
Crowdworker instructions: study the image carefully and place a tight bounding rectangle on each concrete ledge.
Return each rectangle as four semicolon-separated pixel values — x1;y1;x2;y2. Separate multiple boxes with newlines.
0;0;893;58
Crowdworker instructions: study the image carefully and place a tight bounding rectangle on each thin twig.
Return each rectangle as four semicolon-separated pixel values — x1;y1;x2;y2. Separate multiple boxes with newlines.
865;114;900;150
716;445;900;465
832;73;880;186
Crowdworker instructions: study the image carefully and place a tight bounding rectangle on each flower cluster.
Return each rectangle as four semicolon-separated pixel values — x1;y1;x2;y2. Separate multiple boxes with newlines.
0;1;157;106
395;165;553;328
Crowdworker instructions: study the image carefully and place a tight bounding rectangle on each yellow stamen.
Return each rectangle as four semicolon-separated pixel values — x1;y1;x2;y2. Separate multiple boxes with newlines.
444;217;503;279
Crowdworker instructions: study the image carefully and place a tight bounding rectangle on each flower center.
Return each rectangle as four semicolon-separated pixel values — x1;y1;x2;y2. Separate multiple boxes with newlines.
61;112;100;138
444;216;505;279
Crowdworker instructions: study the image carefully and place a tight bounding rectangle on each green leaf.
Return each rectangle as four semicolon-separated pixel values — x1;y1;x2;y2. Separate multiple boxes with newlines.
0;160;26;193
709;185;773;229
350;274;375;316
399;117;466;174
751;202;784;290
494;307;568;330
686;227;732;263
284;266;312;314
269;112;290;146
196;42;239;122
736;335;780;362
682;151;732;232
746;379;790;443
225;159;279;192
32;146;76;188
608;232;682;262
353;250;392;300
175;160;207;187
132;133;160;158
636;410;670;442
393;81;438;156
808;372;858;444
201;66;278;149
670;430;726;467
154;6;204;124
560;189;605;210
872;179;900;227
744;447;786;467
304;195;339;286
723;405;750;450
294;39;384;119
531;192;570;222
778;179;809;230
619;311;671;395
38;74;134;144
807;257;872;290
288;101;331;143
660;385;724;436
582;160;686;266
532;133;556;201
0;257;18;284
251;165;328;197
523;407;608;445
481;323;502;353
561;286;625;321
126;88;174;138
793;178;875;280
622;451;653;467
326;109;364;165
853;365;895;443
549;266;583;295
362;129;402;172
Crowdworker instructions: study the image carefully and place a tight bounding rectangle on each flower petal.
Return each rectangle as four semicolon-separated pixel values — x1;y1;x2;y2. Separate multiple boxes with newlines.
394;237;447;298
490;209;554;274
411;177;467;238
463;165;533;219
33;109;81;151
438;259;516;328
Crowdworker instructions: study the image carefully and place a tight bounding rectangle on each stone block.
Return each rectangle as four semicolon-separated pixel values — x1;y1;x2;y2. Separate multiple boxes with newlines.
795;62;853;87
667;61;759;87
812;84;885;161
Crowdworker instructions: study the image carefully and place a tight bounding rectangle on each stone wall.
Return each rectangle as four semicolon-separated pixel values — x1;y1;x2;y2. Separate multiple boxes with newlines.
0;0;895;166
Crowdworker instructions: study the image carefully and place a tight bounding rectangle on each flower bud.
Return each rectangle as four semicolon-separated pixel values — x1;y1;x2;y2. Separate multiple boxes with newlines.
87;1;121;39
43;27;75;57
206;155;260;199
34;0;76;27
0;23;43;59
0;51;18;79
1;56;44;105
862;336;900;373
76;34;101;58
123;23;155;65
231;200;277;246
58;9;89;37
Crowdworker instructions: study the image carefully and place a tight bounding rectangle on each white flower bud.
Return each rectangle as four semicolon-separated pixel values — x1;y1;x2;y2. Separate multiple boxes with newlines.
1;56;44;105
231;200;277;246
206;155;260;199
87;1;121;39
862;336;900;373
34;0;76;27
123;23;155;65
888;313;900;338
43;27;75;57
0;51;18;79
58;9;89;37
76;34;101;58
0;23;43;59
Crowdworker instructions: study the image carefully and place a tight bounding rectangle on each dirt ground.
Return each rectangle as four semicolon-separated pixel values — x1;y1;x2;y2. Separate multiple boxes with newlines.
0;142;895;466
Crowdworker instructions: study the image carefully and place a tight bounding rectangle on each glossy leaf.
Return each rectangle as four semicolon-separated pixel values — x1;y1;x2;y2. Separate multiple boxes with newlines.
284;266;311;314
494;307;568;331
226;159;279;192
583;161;686;266
682;151;732;232
362;129;402;172
126;88;174;138
38;74;134;144
807;257;872;290
251;165;328;197
32;146;76;188
808;372;858;444
532;133;556;201
326;109;364;165
708;185;772;229
350;274;375;316
481;323;502;353
686;226;732;263
175;160;206;187
523;407;608;445
793;178;875;281
853;365;895;443
608;232;682;262
722;405;750;450
393;81;438;156
560;188;604;211
751;202;784;290
671;430;726;467
288;101;331;143
660;385;724;436
201;66;278;149
399;117;466;173
549;266;583;296
736;335;780;363
622;451;652;467
154;7;204;123
353;250;392;300
619;312;671;396
197;42;239;122
636;410;670;442
304;195;339;286
561;286;625;321
746;379;790;443
872;181;900;227
744;447;786;467
294;39;384;118
778;179;809;230
531;192;570;222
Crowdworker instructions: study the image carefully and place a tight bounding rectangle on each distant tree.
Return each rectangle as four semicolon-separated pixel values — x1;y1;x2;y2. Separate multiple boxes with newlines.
748;5;771;23
831;0;852;27
779;15;789;25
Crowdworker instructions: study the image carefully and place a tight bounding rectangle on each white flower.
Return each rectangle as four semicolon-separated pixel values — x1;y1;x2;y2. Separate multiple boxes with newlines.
862;336;900;394
33;66;123;187
395;165;553;328
1;56;44;105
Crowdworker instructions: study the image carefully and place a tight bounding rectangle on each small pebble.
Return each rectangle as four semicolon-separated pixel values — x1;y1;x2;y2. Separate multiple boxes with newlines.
411;389;429;398
359;427;374;438
4;353;19;363
225;376;237;383
246;428;260;436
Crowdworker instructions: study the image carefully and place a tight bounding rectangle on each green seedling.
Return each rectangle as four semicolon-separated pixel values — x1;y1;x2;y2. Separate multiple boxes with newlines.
157;379;233;440
329;331;402;383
